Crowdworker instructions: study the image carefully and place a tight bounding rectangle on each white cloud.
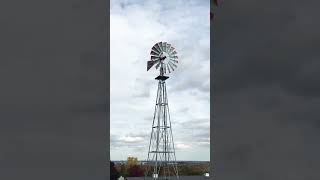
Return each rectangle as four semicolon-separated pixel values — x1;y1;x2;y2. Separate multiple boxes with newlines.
176;142;192;150
119;136;144;143
111;0;210;161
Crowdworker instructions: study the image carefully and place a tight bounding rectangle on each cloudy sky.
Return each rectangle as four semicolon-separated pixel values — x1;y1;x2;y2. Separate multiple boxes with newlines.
110;0;210;161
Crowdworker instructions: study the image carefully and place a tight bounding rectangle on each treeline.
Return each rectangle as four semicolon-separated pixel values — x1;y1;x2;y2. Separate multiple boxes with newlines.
117;163;144;177
110;161;209;179
178;164;209;176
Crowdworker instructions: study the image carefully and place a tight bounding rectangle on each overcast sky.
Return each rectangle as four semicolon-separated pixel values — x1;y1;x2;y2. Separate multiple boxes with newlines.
110;0;210;161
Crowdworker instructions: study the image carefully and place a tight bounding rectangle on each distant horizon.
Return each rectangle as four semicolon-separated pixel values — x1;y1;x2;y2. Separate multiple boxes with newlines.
110;159;210;162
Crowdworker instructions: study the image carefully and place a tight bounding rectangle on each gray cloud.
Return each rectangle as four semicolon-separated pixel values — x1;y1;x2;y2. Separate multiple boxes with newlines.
111;132;149;149
178;118;210;129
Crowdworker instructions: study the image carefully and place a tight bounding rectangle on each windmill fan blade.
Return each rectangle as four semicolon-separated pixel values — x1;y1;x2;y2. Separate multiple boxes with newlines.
159;42;163;51
169;61;177;68
151;51;159;56
167;64;171;73
170;51;177;56
170;59;178;63
163;42;167;52
155;43;162;53
168;63;175;71
151;56;159;61
152;46;160;54
166;44;171;53
164;43;169;52
169;47;174;53
151;49;160;56
162;42;165;52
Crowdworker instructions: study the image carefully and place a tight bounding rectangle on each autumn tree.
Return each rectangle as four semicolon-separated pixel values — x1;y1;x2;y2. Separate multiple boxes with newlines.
127;164;144;177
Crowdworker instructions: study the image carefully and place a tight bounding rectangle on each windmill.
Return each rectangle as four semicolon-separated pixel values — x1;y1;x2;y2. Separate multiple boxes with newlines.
145;42;179;180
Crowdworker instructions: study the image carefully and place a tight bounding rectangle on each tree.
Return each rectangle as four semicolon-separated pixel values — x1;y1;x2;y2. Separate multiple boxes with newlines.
127;165;144;177
119;163;128;177
110;161;120;180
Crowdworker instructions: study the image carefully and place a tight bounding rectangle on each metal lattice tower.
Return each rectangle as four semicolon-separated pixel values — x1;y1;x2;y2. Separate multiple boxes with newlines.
145;42;179;180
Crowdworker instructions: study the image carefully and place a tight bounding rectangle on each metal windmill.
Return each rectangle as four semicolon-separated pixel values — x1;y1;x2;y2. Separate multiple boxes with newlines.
145;42;179;180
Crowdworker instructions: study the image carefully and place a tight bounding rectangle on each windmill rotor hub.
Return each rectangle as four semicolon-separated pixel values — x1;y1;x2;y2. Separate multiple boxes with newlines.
160;52;168;58
160;52;169;63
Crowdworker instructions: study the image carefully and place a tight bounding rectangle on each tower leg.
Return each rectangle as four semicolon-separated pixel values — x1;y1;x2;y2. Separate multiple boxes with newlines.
146;79;179;180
